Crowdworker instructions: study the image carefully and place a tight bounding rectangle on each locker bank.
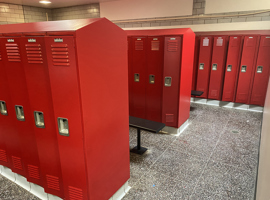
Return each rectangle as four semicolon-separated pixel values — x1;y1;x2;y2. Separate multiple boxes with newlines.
0;1;270;200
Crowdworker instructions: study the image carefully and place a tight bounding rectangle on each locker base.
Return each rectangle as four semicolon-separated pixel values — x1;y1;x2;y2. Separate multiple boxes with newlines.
161;119;189;136
130;146;148;155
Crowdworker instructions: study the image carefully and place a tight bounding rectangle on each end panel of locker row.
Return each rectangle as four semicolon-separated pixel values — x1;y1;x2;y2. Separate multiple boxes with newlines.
0;36;40;181
222;36;243;102
130;36;147;119
208;36;228;100
21;36;64;198
235;35;260;104
196;36;213;99
45;35;89;200
0;43;13;169
250;36;270;106
128;37;134;116
146;36;163;122
191;36;200;96
178;30;195;127
162;36;181;127
75;19;130;199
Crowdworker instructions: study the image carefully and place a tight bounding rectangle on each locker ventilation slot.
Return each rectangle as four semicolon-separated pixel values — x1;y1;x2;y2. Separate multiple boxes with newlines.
51;44;70;66
151;41;159;51
167;41;178;52
69;186;83;200
46;175;60;191
135;41;143;50
25;44;43;64
0;51;2;61
6;44;21;62
12;156;23;170
28;165;40;180
166;114;174;123
0;149;8;162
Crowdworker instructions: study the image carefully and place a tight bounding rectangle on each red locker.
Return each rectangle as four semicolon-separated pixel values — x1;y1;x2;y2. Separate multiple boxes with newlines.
163;36;182;127
196;36;213;98
222;36;243;102
129;37;147;119
235;36;260;104
208;36;228;100
20;36;64;198
0;36;41;184
191;36;200;95
250;36;270;106
145;36;164;122
128;37;134;116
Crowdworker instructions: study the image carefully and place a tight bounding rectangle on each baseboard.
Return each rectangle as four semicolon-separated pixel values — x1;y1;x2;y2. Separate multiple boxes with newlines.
162;119;189;136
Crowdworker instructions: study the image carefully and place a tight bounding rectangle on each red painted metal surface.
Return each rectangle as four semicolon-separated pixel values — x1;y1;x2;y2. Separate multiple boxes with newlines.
235;35;260;104
128;37;133;116
196;36;213;98
208;36;228;100
21;36;64;198
0;37;40;182
145;36;164;122
191;36;200;95
250;35;270;106
222;36;243;102
129;36;147;119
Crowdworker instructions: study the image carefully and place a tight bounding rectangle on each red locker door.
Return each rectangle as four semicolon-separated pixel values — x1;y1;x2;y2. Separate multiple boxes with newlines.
235;36;260;104
45;36;89;200
21;36;64;198
0;43;12;169
128;37;134;116
145;36;164;122
222;36;243;102
250;36;270;106
130;37;147;119
208;36;228;100
162;36;181;127
196;36;213;98
191;36;200;95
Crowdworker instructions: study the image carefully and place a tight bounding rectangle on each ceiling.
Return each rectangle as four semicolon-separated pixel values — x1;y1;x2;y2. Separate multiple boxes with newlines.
1;0;119;8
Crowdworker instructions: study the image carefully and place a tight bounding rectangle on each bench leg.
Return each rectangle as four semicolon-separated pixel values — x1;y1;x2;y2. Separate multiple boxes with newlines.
130;128;147;155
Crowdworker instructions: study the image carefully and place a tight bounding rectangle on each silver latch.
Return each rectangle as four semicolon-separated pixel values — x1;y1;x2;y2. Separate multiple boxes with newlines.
58;117;69;136
134;73;140;82
212;64;217;71
257;66;263;73
15;105;25;121
34;111;45;128
149;75;155;84
164;77;172;87
199;63;204;70
227;65;232;72
241;65;247;72
0;101;7;116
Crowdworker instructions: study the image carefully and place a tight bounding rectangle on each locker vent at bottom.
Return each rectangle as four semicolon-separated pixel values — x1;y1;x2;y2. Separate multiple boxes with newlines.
69;186;83;200
166;114;174;123
46;175;60;191
28;165;40;180
12;156;23;170
0;149;8;162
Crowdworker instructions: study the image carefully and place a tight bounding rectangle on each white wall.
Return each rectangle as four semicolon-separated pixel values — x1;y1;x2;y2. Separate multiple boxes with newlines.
256;77;270;200
205;0;270;14
100;0;193;21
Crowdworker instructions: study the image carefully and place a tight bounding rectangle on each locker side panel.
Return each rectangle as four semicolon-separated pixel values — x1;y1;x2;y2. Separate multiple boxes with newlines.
235;36;260;104
45;36;88;200
222;36;243;102
162;36;181;127
146;36;164;122
208;36;228;100
250;36;270;106
196;36;213;98
21;36;64;198
131;37;147;118
128;37;134;116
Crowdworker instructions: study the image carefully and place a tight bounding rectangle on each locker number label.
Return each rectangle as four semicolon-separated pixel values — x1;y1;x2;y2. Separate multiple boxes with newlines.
54;38;63;43
7;39;14;42
28;39;36;43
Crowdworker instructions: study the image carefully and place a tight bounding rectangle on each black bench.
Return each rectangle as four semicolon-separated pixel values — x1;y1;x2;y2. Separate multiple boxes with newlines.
191;90;204;97
129;116;165;155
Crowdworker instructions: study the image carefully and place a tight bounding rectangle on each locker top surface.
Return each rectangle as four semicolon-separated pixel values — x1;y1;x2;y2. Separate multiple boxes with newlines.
126;28;194;36
0;18;106;35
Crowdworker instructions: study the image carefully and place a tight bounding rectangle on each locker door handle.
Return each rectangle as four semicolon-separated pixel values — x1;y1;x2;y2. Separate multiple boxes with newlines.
15;105;25;121
34;111;45;128
199;63;204;70
134;73;140;82
212;64;217;71
149;75;155;84
58;117;69;136
227;65;232;72
0;101;8;116
257;66;263;73
164;77;172;87
241;65;247;72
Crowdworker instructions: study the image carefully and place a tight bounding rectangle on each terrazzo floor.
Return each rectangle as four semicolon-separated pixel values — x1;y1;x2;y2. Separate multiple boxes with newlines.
0;103;263;200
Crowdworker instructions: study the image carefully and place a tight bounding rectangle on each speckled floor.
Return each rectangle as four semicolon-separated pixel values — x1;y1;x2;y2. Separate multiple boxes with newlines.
0;103;262;200
124;103;262;200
